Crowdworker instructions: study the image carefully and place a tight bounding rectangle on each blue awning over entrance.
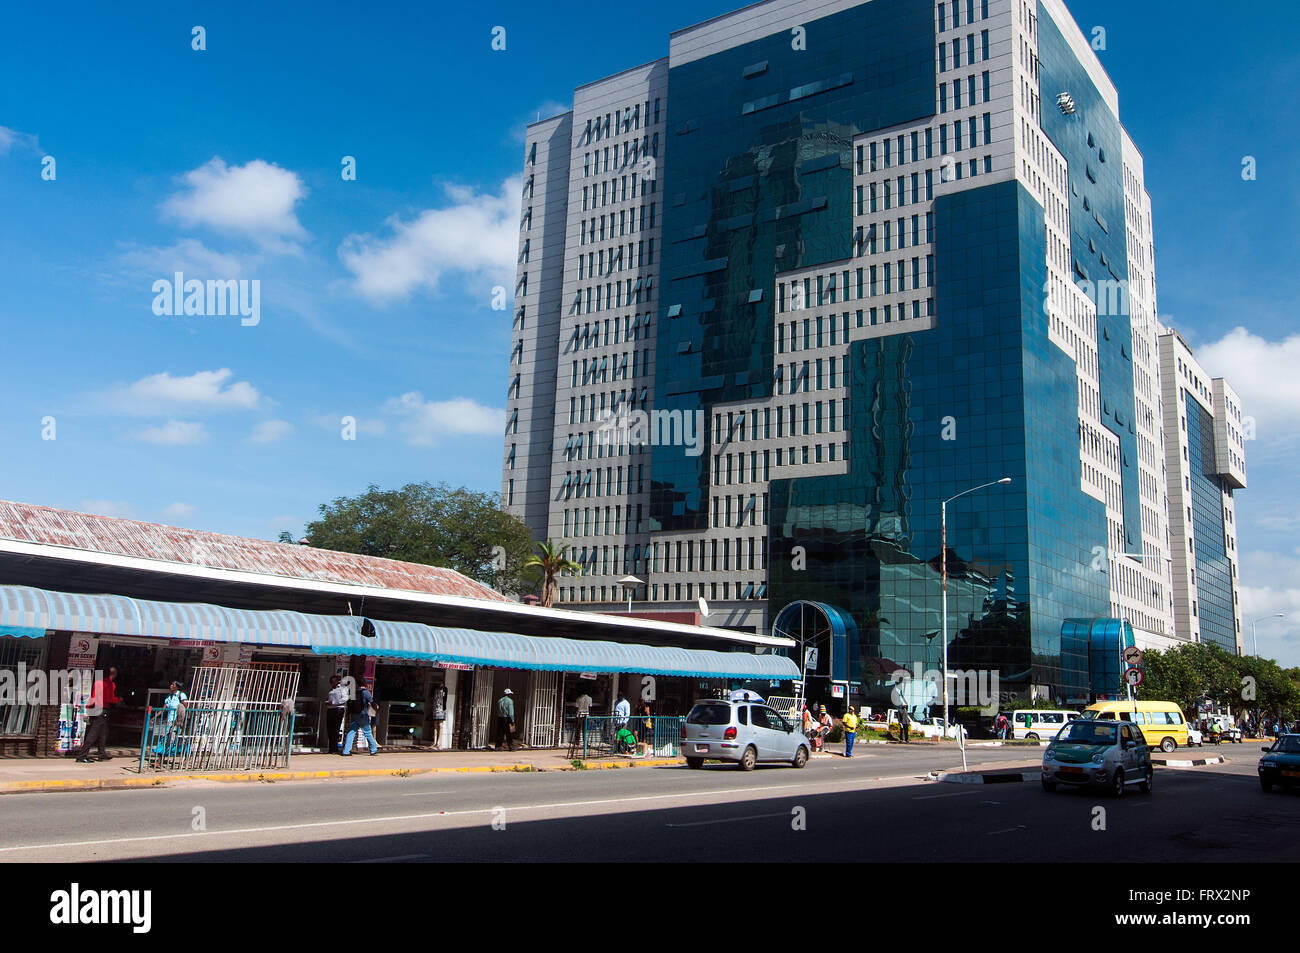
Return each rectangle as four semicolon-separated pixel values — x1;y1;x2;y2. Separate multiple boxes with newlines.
0;585;799;681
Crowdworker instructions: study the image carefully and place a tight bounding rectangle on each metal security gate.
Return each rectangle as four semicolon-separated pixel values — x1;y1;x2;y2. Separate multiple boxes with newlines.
469;671;494;749
525;671;560;748
138;662;300;772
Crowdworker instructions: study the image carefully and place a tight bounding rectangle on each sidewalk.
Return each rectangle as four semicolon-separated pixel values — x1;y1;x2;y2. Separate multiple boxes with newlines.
0;747;685;795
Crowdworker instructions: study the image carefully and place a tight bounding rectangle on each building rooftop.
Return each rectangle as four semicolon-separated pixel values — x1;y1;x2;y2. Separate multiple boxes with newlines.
0;499;509;603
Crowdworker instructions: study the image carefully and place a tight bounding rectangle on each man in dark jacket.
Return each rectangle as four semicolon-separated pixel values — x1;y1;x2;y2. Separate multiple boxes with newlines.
341;683;379;755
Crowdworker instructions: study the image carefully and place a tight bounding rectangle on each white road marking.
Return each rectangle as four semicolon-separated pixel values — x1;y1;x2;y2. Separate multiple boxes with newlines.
0;771;939;854
666;811;792;828
399;791;455;797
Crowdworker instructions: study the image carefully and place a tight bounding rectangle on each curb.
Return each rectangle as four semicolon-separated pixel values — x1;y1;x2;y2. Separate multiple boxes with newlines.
0;757;688;794
1153;755;1226;768
937;770;1040;784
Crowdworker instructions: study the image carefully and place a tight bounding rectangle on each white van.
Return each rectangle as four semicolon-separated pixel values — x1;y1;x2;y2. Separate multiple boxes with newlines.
1012;709;1080;741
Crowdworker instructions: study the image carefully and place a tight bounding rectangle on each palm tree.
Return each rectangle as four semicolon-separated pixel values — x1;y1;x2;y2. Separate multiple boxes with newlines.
523;541;583;608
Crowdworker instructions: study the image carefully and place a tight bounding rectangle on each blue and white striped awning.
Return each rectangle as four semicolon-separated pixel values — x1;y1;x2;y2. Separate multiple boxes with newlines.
0;586;798;681
0;585;370;647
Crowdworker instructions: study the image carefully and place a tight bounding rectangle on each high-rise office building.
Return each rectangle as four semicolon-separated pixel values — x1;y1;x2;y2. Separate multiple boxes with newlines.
502;0;1246;707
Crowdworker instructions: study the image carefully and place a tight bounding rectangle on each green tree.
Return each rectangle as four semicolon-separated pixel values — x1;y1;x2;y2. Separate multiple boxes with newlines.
304;482;535;595
523;541;583;608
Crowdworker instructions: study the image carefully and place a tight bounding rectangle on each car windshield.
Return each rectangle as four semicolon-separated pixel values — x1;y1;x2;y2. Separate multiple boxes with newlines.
1056;722;1118;745
1273;736;1300;754
686;703;732;726
1078;710;1099;720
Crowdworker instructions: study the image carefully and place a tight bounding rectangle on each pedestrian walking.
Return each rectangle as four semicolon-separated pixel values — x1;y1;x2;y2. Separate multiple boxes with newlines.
842;706;859;757
995;712;1009;740
496;688;516;751
75;666;120;763
341;682;379;756
430;683;448;749
898;705;912;744
324;675;348;754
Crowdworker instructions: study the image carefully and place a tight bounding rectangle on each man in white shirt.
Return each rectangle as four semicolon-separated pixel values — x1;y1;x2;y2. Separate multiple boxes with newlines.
614;693;631;727
575;692;593;715
324;675;348;754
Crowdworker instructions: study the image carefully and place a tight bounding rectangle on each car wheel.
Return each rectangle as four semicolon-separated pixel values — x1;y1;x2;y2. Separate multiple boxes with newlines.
1261;778;1274;793
792;746;809;769
1041;779;1057;793
1138;765;1152;794
1110;769;1125;798
1160;737;1176;753
1026;733;1039;741
737;746;757;771
685;757;704;770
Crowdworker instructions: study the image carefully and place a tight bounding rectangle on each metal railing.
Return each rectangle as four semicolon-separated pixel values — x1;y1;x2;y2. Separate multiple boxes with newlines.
569;715;685;759
137;704;296;772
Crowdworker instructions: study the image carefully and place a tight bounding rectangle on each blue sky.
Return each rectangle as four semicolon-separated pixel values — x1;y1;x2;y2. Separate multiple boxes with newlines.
1;1;1297;662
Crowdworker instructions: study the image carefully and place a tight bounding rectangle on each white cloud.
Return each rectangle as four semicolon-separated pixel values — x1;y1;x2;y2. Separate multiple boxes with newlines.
249;419;294;444
110;369;262;415
130;421;208;445
1194;327;1300;447
162;502;197;520
162;158;307;251
0;125;40;155
382;392;504;445
339;177;521;303
80;500;134;519
119;238;251;278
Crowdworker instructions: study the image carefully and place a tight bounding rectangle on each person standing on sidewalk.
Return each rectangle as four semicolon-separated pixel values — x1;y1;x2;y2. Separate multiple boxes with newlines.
324;675;348;754
341;682;379;756
898;705;912;744
496;688;516;751
75;666;120;763
842;706;859;757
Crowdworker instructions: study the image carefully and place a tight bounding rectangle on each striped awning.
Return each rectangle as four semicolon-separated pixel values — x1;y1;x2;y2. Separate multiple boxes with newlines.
0;586;798;681
0;585;369;647
318;625;799;680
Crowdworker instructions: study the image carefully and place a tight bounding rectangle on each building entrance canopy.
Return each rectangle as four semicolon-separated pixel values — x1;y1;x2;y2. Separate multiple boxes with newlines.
0;585;799;681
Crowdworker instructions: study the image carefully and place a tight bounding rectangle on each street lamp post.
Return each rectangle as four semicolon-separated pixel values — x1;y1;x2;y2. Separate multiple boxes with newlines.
617;575;644;614
1249;613;1285;658
941;478;1012;732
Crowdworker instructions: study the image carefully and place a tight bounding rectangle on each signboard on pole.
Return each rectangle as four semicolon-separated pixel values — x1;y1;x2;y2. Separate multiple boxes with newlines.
1122;645;1144;667
1124;667;1144;687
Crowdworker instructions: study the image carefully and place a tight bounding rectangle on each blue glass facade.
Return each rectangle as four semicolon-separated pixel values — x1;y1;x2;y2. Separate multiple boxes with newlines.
652;0;935;532
769;180;1109;707
1186;395;1237;650
1036;5;1141;553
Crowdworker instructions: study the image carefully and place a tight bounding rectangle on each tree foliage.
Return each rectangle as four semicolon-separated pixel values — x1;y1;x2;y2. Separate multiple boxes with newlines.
304;482;536;596
1141;642;1300;719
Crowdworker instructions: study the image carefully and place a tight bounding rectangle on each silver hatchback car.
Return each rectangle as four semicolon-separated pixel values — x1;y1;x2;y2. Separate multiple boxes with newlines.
682;699;810;770
1041;719;1153;796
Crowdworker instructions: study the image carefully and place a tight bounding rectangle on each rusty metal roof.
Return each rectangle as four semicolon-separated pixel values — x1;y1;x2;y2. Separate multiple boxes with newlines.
0;499;511;603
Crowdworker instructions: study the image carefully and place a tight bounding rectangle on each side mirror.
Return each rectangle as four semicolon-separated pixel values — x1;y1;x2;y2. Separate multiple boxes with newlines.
1262;746;1271;752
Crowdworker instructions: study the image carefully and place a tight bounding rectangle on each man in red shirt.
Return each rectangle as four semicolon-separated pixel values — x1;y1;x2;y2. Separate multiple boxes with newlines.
75;666;120;763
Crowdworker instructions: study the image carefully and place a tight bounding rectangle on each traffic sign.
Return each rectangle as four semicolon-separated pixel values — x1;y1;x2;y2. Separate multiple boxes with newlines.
1124;667;1144;687
1122;645;1144;667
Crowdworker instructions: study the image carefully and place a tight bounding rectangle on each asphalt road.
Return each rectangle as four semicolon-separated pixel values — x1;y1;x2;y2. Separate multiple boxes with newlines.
1;747;1295;862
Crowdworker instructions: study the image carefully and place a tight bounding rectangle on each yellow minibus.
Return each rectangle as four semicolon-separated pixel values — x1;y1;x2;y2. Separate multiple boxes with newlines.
1081;700;1190;751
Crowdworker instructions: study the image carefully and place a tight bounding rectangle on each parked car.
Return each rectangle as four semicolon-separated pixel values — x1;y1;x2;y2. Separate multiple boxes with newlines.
1041;719;1153;796
884;709;967;740
1186;725;1203;747
1010;709;1080;741
681;699;810;770
1258;734;1300;792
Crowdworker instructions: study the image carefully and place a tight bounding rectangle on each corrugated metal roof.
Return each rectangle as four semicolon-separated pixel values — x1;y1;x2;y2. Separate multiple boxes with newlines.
0;500;510;603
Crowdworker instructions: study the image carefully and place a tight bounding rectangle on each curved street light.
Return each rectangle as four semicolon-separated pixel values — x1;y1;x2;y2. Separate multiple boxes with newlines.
941;478;1012;730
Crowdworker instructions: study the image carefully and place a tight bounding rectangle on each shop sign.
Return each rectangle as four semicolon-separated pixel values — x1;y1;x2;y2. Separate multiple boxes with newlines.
67;634;98;671
579;671;598;680
437;662;473;671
